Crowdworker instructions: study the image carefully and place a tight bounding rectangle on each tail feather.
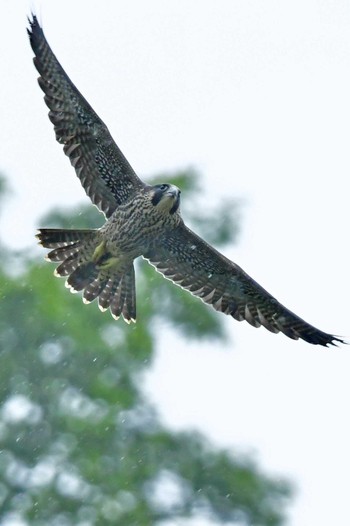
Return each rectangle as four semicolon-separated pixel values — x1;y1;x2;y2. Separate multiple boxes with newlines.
125;275;136;322
112;267;136;322
37;228;137;323
56;253;81;276
37;228;94;248
67;263;98;292
47;243;81;262
111;282;127;320
98;276;123;311
83;276;109;304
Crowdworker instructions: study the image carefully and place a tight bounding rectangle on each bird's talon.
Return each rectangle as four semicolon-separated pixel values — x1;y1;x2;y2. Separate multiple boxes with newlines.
96;256;119;270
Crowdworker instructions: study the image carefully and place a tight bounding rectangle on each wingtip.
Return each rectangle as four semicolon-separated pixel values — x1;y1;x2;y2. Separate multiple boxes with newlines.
27;11;44;42
27;13;34;31
327;336;348;348
27;12;39;34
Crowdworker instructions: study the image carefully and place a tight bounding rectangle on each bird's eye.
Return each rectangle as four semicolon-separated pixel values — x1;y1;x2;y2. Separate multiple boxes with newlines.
159;184;168;191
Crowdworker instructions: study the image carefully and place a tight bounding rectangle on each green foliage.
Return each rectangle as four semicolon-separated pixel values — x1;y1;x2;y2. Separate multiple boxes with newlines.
0;169;291;524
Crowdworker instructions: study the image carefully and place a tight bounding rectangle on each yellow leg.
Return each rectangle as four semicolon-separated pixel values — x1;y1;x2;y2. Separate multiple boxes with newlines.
92;241;107;263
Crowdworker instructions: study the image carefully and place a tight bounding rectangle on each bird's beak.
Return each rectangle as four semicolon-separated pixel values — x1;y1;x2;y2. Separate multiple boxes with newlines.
166;188;179;199
166;186;181;200
168;188;181;214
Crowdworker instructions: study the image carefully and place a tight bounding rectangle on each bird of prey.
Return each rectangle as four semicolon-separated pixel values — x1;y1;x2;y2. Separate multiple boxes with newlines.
28;14;344;346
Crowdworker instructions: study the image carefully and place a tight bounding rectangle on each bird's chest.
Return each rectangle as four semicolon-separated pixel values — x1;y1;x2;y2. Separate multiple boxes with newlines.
100;205;176;257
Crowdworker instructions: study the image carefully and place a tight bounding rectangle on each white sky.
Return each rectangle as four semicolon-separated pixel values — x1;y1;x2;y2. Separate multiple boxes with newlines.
1;1;350;525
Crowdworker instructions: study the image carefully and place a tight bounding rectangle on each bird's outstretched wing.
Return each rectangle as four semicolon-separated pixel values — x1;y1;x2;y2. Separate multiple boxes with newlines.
27;15;145;218
145;224;344;346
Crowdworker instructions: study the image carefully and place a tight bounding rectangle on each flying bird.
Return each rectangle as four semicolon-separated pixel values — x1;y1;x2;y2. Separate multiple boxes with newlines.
28;14;344;346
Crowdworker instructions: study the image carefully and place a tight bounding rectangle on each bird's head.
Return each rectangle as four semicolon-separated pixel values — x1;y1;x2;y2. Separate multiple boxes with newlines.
150;183;181;214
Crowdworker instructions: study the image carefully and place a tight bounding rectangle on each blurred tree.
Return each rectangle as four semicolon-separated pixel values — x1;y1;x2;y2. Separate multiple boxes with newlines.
0;169;292;525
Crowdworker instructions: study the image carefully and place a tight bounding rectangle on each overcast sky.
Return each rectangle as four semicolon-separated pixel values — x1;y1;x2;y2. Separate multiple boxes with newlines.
1;1;350;525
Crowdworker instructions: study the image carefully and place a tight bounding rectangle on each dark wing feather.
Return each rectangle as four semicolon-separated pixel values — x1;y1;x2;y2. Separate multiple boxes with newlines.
27;15;144;218
144;224;344;347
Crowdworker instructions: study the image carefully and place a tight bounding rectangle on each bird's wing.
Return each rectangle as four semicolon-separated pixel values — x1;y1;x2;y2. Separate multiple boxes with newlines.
144;223;343;346
28;15;145;218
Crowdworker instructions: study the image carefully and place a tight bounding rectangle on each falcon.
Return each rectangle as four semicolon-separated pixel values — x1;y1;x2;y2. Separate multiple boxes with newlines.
28;15;344;346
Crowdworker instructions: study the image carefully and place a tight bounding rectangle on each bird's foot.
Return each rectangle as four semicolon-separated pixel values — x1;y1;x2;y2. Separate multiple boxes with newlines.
97;256;119;270
92;241;119;269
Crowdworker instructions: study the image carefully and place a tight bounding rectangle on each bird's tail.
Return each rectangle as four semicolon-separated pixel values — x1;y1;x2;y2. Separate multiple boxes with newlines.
37;228;136;323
